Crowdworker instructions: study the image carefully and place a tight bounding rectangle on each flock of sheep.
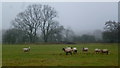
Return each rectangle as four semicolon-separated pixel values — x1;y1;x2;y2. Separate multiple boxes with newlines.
62;46;109;55
22;46;109;55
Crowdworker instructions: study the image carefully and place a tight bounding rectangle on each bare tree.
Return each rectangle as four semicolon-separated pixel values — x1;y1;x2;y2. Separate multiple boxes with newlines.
12;4;43;43
48;24;64;42
12;4;61;43
39;5;58;42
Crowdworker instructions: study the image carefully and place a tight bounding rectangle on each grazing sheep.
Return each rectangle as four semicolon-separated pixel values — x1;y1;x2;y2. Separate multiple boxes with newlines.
82;47;88;52
94;48;101;53
62;47;73;55
23;46;30;52
72;47;77;54
101;49;109;55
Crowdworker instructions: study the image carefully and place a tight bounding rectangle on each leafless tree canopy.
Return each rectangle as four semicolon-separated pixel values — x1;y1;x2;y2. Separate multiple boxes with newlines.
12;4;62;43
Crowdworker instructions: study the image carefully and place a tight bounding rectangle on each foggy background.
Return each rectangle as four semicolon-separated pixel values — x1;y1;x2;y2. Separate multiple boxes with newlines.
2;2;118;35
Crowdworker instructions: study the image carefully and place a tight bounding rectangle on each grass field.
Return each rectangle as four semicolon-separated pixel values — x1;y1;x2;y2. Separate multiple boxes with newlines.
2;43;118;66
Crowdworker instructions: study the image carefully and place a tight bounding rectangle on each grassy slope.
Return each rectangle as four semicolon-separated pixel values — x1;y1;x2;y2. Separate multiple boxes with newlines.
2;43;118;66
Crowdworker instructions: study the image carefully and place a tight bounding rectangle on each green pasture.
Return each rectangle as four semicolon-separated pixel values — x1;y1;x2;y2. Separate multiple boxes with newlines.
2;43;118;66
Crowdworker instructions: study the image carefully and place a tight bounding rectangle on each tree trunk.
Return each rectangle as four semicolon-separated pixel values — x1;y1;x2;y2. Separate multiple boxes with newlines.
44;35;48;42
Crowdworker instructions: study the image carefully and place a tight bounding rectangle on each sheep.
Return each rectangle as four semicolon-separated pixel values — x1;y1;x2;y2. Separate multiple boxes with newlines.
101;49;109;55
62;47;73;55
23;46;30;52
72;47;77;54
82;47;88;52
94;48;101;54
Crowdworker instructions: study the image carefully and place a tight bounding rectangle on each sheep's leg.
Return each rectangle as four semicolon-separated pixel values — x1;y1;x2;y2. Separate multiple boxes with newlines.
95;52;98;54
73;51;75;54
70;52;72;55
98;51;99;53
106;51;108;55
66;52;68;55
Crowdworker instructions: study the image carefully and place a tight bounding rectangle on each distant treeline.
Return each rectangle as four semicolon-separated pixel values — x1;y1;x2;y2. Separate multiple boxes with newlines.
2;4;120;44
2;20;119;44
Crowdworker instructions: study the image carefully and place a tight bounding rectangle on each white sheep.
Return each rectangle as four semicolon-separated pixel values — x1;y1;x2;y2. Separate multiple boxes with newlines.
72;47;77;54
82;47;88;52
62;47;73;55
94;48;101;53
101;49;109;55
23;46;30;52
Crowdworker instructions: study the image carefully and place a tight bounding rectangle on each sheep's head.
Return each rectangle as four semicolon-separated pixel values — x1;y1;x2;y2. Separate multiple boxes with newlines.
82;48;84;50
62;48;65;51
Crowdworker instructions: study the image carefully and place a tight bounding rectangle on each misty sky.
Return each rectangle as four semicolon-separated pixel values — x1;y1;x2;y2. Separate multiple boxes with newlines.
2;2;118;34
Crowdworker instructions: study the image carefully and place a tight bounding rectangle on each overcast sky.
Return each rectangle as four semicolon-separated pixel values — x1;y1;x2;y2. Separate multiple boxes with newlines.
2;2;118;34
